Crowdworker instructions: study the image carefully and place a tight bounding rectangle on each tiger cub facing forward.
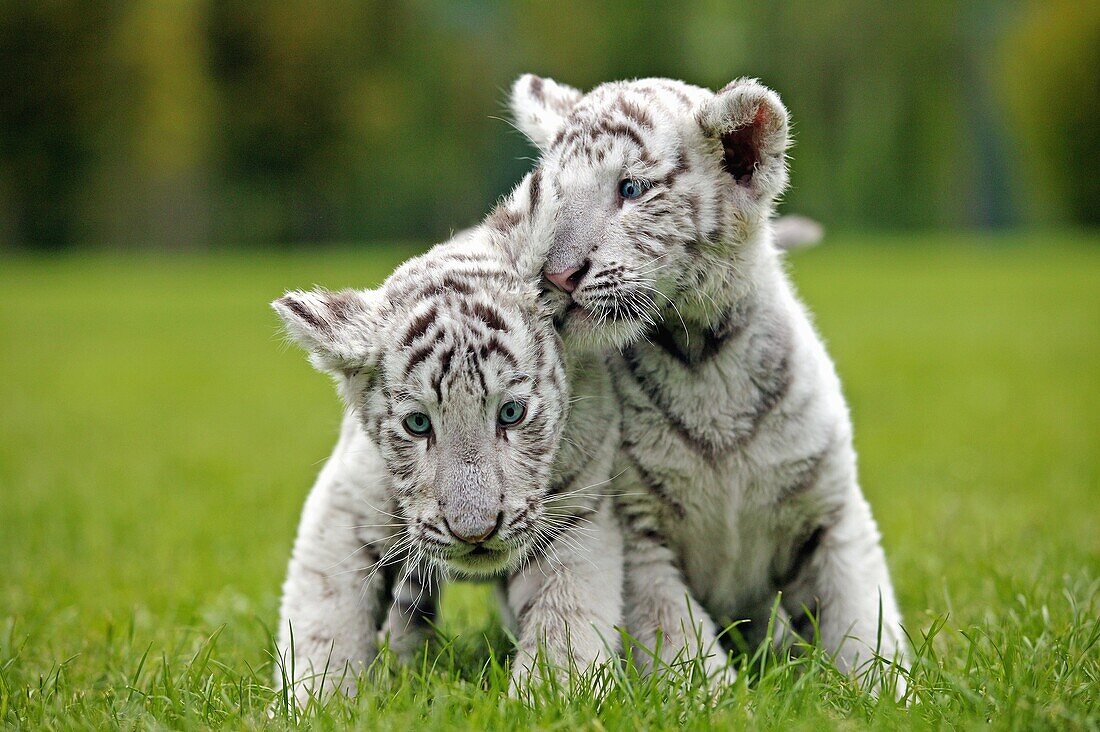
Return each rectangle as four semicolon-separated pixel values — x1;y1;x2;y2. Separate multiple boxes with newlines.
509;73;909;686
272;175;622;703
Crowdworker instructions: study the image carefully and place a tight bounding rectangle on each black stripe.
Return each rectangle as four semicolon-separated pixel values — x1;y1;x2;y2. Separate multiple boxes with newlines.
621;445;686;519
689;298;754;363
651;82;692;108
614;496;670;549
528;75;544;101
506;508;530;531
687;192;702;232
615;97;654;129
631;301;790;448
635;525;669;547
467;301;507;331
281;297;326;332
435;251;493;264
516;593;539;625
775;524;827;588
590;119;645;150
404;338;440;377
649;323;690;365
744;329;794;432
528;169;541;213
439;274;474;295
432;347;454;402
473;352;488;396
620;347;721;458
327;290;364;321
550;126;569;149
480;335;519;368
401;304;438;347
776;440;833;503
488;206;522;232
385;268;510;304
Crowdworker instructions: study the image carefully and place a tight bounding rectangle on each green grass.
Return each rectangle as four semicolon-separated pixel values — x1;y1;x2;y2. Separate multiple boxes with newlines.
1;232;1098;729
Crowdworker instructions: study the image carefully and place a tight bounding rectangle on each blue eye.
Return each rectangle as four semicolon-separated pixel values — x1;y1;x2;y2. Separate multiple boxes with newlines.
498;401;527;427
618;178;649;199
403;412;432;437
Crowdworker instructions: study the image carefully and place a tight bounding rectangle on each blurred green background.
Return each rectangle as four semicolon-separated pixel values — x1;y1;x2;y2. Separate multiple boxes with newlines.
2;3;1099;726
1;235;1097;727
1;0;1097;250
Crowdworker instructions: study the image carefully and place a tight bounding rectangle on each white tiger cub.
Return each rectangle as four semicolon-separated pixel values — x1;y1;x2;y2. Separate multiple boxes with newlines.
272;179;622;703
508;74;909;685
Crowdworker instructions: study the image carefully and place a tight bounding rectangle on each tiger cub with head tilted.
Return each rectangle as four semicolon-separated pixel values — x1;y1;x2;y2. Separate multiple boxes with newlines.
272;175;622;703
508;74;909;687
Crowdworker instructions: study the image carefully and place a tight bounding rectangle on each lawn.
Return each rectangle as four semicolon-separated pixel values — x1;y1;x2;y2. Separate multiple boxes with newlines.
1;232;1098;729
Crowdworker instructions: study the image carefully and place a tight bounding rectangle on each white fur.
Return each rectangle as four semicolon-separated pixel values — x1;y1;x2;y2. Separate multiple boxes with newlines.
510;74;908;688
273;188;624;705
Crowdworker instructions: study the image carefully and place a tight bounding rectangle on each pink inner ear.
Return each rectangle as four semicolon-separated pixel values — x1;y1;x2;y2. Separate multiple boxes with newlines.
720;107;765;185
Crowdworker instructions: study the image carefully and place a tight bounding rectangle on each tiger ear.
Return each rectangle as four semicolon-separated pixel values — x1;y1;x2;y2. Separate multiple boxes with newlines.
484;172;551;280
509;73;583;151
697;78;790;204
272;288;382;377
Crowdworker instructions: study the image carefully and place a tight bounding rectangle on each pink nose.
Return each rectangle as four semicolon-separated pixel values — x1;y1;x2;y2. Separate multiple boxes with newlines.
546;266;583;293
444;512;503;545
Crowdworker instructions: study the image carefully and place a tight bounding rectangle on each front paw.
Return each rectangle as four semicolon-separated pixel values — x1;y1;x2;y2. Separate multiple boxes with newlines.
700;649;737;692
377;624;433;663
508;657;537;700
629;626;735;693
272;671;358;715
508;649;565;701
508;648;606;700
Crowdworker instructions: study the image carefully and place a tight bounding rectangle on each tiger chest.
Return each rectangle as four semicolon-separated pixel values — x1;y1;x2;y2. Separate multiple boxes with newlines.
611;354;817;616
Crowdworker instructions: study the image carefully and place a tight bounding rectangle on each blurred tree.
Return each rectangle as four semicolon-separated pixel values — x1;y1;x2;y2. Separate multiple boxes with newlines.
87;0;215;248
0;1;120;248
0;0;1095;249
997;0;1099;226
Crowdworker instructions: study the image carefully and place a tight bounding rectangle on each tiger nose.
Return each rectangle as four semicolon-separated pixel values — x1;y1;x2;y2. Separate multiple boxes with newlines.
444;511;504;545
545;262;589;293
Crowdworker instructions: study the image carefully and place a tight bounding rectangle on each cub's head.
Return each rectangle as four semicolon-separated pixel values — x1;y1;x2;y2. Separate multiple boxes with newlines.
273;246;567;576
510;74;791;349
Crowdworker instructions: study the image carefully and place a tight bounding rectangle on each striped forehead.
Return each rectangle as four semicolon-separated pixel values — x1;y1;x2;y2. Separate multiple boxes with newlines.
388;294;534;401
548;83;696;167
